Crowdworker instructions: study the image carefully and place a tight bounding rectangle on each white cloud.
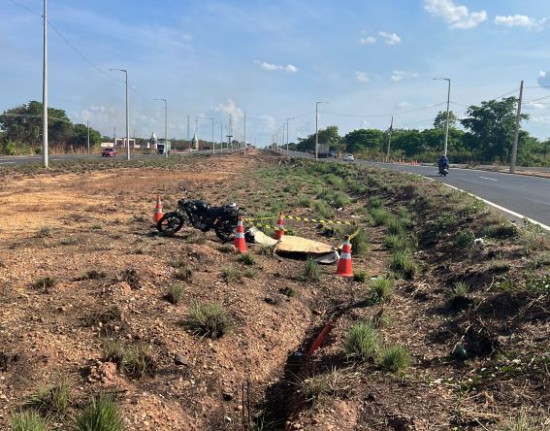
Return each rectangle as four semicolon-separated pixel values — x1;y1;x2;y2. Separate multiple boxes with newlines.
255;60;298;73
396;102;411;109
378;31;401;45
359;36;377;44
214;99;244;124
538;70;550;88
391;70;418;82
355;71;370;83
495;15;547;29
424;0;487;29
523;102;546;110
259;115;276;131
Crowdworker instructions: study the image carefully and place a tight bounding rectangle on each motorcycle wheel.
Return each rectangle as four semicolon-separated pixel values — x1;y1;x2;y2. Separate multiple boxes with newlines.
157;212;185;235
215;220;236;242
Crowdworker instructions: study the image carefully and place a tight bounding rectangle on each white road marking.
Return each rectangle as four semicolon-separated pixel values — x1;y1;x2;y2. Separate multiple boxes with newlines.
0;161;16;165
479;176;498;182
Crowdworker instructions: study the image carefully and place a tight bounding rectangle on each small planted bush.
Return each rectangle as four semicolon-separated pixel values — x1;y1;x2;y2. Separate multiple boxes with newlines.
174;265;193;282
238;253;255;265
353;270;369;283
184;301;232;339
302;258;320;282
448;281;471;310
386;218;405;236
76;396;124;431
120;344;156;379
389;251;419;279
312;200;335;220
381;345;410;372
30;276;57;292
24;376;72;419
383;233;409;251
370;207;392;226
344;321;380;361
367;277;394;304
11;410;48;431
164;283;184;305
221;266;241;284
349;229;369;256
484;222;517;239
455;229;475;248
218;244;235;254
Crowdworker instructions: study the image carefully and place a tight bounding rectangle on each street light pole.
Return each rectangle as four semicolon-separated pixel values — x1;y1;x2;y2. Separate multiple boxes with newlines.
434;77;451;157
154;98;168;157
42;0;48;168
110;68;130;160
286;118;292;155
315;101;328;160
86;121;90;154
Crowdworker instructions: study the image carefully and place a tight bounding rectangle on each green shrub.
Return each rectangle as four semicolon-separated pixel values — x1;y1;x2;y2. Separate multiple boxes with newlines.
120;344;155;379
435;213;456;231
389;251;419;279
24;376;72;419
30;276;57;292
455;229;475;248
238;253;255;265
381;345;410;372
325;174;345;189
184;301;232;339
520;230;550;255
344;321;380;361
382;234;408;251
174;265;192;282
221;267;241;284
353;270;369;283
386;218;405;235
11;410;48;431
484;222;518;239
312;200;335;220
349;229;369;255
164;283;184;305
218;244;235;254
301;258;320;282
370;208;392;226
368;197;384;209
76;396;124;431
368;277;394;304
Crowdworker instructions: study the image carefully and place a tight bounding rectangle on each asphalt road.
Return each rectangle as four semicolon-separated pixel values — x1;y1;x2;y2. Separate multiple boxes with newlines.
360;161;550;229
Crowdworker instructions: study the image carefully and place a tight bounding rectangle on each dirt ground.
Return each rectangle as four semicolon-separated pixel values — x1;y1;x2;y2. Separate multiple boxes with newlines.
1;151;549;431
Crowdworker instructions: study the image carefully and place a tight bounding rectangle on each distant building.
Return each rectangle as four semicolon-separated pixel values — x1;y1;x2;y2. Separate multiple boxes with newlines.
191;134;199;151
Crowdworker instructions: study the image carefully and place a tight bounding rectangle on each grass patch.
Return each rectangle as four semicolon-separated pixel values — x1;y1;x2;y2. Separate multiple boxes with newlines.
353;270;369;283
76;396;124;431
455;229;475;248
24;376;72;419
312;200;335;220
218;244;235;254
370;207;392;226
279;286;297;298
80;269;106;280
349;228;369;255
257;245;275;256
221;266;241;284
183;232;206;244
300;369;346;407
119;344;156;379
301;258;320;282
389;251;419;279
344;321;380;362
164;283;184;305
29;276;57;292
244;269;257;279
484;222;518;239
11;410;48;431
184;301;232;339
367;277;394;304
381;345;410;372
174;265;193;282
238;253;256;265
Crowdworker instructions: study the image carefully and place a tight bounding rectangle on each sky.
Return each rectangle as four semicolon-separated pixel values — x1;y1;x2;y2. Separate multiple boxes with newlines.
2;0;550;147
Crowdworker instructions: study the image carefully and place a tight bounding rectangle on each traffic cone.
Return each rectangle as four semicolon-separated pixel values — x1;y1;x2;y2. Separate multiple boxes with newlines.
233;217;248;253
275;212;285;240
336;236;353;277
154;195;163;223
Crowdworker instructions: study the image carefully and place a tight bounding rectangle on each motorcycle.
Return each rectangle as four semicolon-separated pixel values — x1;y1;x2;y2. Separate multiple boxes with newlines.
438;165;449;176
156;198;241;241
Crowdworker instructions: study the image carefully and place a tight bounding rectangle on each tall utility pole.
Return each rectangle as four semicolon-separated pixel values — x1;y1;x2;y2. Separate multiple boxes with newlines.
219;122;223;152
211;117;215;154
187;116;190;141
86;121;90;154
110;68;130;160
315;101;328;160
154;98;168;157
286;118;291;155
244;112;247;154
510;80;524;174
386;116;393;162
433;77;451;156
42;0;48;168
227;116;233;151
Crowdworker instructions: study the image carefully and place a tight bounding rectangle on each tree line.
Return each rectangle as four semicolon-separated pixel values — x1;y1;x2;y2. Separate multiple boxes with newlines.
294;97;550;166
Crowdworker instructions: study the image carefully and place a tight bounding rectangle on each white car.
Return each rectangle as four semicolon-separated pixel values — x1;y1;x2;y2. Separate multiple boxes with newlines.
343;154;355;162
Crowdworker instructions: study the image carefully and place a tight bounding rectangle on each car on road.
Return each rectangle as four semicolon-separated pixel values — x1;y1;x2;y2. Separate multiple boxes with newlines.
343;153;354;162
101;148;117;157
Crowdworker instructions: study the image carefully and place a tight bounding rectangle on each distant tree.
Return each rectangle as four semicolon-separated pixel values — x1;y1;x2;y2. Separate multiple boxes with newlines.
433;110;457;130
343;129;385;153
391;129;424;157
68;123;102;149
296;125;341;152
461;97;528;163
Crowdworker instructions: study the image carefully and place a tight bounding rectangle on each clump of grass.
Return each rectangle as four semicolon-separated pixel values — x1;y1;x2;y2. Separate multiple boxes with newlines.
174;265;192;282
435;213;456;231
36;226;53;238
297;195;311;208
370;207;392;226
221;266;241;284
349;229;369;255
183;232;206;244
218;244;235;254
184;301;232;339
382;233;408;250
300;369;345;407
500;408;547;431
344;321;380;361
164;283;184;305
484;222;518;239
11;410;48;431
76;396;124;431
238;253;255;265
102;340;124;363
455;229;475;248
170;259;186;268
367;277;394;304
81;269;106;280
279;286;297;298
243;269;257;279
132;214;148;223
353;270;369;283
520;229;550;256
381;345;410;372
30;276;57;292
389;251;419;279
301;258;320;282
82;306;122;328
24;376;72;419
386;218;405;235
312;200;335;220
120;344;156;379
257;245;275;256
368;197;384;209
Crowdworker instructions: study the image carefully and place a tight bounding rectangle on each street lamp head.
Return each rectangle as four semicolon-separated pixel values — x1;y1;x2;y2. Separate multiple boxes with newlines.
433;77;450;82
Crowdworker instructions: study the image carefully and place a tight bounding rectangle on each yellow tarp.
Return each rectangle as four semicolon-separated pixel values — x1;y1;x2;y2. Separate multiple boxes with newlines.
275;235;334;255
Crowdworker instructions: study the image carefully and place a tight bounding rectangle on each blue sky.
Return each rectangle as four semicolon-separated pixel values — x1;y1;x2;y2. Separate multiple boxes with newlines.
2;0;550;146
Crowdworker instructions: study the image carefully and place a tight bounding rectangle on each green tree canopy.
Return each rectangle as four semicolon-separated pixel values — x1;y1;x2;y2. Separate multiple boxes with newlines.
296;125;341;152
343;129;386;153
433;110;457;130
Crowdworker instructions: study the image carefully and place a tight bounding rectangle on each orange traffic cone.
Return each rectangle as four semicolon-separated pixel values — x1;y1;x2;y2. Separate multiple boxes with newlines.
154;195;163;223
275;212;285;240
233;217;248;253
336;236;353;277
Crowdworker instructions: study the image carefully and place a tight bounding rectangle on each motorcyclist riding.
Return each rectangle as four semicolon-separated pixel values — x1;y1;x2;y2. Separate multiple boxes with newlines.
438;154;449;175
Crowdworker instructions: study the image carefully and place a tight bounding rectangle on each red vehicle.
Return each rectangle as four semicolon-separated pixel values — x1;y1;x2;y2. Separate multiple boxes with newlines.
101;148;117;157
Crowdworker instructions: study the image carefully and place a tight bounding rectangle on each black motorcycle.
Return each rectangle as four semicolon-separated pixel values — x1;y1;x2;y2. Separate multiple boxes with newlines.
157;198;240;241
438;165;449;176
